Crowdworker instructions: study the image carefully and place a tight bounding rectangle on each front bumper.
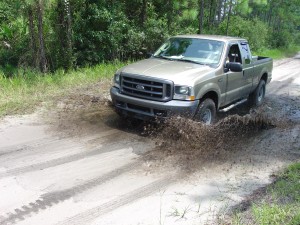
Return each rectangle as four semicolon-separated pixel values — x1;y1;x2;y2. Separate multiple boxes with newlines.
110;86;199;120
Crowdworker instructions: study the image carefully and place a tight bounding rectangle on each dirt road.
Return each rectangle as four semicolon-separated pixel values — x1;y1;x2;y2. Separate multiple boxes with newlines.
0;55;299;225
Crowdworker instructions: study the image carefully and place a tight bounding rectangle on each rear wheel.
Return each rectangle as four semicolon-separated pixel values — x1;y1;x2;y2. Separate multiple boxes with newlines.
194;98;216;125
248;79;266;107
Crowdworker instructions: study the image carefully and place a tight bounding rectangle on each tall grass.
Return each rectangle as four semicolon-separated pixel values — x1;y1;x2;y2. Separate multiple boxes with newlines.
253;45;300;59
0;62;126;117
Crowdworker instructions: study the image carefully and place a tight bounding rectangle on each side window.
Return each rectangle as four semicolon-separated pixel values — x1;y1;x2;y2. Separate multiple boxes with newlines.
227;44;242;64
240;42;251;64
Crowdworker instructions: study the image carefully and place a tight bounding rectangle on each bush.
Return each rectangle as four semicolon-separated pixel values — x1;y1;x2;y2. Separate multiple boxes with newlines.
218;16;269;51
268;30;293;48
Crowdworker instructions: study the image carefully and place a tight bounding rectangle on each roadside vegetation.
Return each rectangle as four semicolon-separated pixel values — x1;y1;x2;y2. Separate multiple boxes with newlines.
225;162;300;225
253;45;300;59
1;43;299;118
1;0;300;76
1;0;300;117
0;62;125;117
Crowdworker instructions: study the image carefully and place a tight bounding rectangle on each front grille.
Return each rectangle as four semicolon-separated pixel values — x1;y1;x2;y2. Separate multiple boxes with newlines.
121;74;173;101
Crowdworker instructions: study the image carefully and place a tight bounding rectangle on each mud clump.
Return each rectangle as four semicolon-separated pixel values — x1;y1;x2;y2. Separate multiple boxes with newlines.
143;112;277;171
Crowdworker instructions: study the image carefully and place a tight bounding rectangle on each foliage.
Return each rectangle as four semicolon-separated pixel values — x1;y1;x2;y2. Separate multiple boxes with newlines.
0;0;300;74
218;16;269;51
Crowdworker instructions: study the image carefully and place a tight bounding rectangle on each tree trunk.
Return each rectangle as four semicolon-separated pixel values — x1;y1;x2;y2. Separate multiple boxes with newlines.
36;0;47;73
64;0;73;69
226;0;232;36
268;0;273;27
222;0;227;21
28;6;38;68
140;0;147;27
217;0;222;23
208;0;214;29
198;0;204;34
166;0;173;29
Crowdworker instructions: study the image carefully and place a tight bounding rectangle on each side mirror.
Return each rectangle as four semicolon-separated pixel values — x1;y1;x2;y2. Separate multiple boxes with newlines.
225;62;243;72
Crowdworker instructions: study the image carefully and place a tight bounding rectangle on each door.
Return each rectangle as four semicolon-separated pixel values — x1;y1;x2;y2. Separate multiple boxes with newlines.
224;43;244;105
239;42;254;97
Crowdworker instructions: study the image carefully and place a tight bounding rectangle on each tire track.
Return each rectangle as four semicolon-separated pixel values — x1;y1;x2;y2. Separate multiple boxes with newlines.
0;142;133;179
0;129;120;158
268;77;296;95
0;137;61;157
56;176;176;225
0;161;142;225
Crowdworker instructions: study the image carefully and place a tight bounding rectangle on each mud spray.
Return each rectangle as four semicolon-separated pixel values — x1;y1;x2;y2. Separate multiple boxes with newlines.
47;90;282;172
142;110;277;172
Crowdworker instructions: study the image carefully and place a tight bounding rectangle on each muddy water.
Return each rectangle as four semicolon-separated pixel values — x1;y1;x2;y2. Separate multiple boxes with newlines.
141;110;278;171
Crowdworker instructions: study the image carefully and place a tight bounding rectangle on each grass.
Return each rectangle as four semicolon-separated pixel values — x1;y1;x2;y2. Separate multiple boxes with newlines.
253;45;300;59
0;61;126;117
229;162;300;225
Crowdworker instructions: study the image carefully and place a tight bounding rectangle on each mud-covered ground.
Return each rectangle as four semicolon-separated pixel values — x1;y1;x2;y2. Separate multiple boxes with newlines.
0;55;299;225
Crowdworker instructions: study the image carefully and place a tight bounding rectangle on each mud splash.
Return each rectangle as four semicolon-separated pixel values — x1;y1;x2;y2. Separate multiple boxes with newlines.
143;111;277;171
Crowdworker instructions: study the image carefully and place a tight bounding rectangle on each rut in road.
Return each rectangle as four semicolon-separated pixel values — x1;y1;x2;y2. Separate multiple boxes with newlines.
0;137;62;157
0;141;130;179
0;161;142;225
55;176;177;225
0;129;122;178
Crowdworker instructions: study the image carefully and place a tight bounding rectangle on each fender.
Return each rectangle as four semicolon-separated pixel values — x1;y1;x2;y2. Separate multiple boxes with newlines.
196;82;222;108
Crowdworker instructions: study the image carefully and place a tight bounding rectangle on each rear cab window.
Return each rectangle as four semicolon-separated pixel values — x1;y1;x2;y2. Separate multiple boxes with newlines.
239;41;252;65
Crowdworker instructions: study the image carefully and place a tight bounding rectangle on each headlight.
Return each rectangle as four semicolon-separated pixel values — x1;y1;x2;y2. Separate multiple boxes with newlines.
174;86;195;101
114;73;120;87
176;86;189;95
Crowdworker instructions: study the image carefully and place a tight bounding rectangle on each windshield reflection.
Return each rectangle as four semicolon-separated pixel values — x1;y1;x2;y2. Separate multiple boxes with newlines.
153;38;224;66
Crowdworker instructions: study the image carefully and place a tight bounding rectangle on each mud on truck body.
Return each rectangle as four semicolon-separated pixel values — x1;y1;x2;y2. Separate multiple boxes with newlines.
110;35;273;124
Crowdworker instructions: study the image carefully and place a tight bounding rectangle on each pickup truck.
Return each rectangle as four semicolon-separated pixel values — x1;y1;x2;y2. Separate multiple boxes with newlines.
110;35;273;124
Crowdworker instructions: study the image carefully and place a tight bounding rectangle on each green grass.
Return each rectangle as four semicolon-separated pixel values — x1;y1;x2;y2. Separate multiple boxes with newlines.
231;162;300;225
253;45;300;59
0;61;126;117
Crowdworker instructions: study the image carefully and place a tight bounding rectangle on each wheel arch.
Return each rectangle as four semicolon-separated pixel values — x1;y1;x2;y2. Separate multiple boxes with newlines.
199;91;219;110
260;72;268;83
196;82;221;109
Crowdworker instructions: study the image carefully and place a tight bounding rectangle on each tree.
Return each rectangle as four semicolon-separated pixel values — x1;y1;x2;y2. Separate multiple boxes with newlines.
36;0;48;73
1;0;300;74
199;0;204;34
226;0;233;35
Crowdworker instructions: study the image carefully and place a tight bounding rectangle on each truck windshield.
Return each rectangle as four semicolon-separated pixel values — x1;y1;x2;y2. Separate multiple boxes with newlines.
153;38;224;66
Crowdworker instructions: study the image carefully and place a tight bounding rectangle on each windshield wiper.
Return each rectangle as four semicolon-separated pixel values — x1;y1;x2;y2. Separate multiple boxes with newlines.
176;58;207;65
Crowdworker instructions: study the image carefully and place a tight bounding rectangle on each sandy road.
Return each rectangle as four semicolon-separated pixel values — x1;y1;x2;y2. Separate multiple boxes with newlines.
0;55;299;225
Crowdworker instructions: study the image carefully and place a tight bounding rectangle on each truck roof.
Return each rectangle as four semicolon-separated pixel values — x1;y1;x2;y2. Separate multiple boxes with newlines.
174;34;247;43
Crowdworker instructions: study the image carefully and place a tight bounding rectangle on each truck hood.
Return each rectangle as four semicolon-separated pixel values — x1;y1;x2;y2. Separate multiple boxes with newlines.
119;58;216;85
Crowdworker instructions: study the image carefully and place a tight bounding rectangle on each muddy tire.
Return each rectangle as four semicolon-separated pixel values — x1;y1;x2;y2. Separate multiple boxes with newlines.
194;98;216;125
248;79;266;107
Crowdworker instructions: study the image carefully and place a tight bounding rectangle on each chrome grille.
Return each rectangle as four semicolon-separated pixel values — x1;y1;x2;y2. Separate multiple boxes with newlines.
121;74;173;102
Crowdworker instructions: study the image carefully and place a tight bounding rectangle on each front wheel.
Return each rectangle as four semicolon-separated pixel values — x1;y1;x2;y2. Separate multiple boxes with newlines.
194;98;216;125
248;79;266;107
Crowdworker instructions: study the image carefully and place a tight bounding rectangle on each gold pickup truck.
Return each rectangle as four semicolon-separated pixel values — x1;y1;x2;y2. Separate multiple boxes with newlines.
110;35;273;124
